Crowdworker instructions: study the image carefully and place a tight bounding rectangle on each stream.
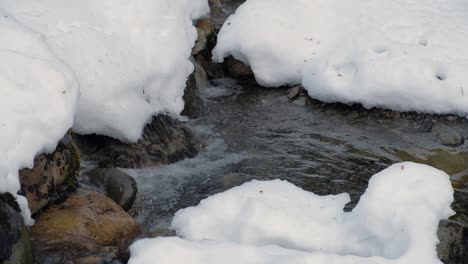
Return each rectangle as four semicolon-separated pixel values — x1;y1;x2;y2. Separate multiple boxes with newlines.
124;78;468;233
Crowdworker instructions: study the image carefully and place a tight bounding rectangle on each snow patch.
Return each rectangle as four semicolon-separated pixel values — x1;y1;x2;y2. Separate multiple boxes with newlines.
129;162;454;264
213;0;468;116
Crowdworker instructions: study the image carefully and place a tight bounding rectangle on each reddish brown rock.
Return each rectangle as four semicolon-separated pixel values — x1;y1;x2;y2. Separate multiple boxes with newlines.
31;189;140;263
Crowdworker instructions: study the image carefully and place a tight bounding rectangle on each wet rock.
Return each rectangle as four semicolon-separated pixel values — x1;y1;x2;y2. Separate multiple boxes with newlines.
87;168;137;211
288;86;304;100
182;59;207;119
73;114;200;168
223;56;254;79
75;247;122;264
0;193;33;264
31;189;140;264
18;133;80;215
437;220;468;264
438;131;464;146
194;53;224;79
292;96;307;106
196;18;216;39
192;19;215;56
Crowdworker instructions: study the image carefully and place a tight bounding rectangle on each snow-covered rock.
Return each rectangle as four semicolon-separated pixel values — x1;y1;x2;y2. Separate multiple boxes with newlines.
0;12;79;224
129;162;454;264
0;0;208;222
3;0;209;141
213;0;468;116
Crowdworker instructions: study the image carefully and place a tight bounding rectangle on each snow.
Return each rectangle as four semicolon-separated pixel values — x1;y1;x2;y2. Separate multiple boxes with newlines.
0;11;79;224
213;0;468;116
129;162;454;264
0;0;208;222
3;0;209;141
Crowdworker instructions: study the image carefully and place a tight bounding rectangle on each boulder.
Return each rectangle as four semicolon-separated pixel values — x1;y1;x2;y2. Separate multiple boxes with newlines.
73;114;200;168
18;133;80;215
31;189;140;263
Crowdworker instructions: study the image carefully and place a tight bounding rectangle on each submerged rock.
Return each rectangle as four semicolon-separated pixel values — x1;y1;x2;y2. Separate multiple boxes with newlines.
438;131;465;146
0;193;33;264
18;133;80;215
74;114;200;168
87;168;137;211
31;189;140;263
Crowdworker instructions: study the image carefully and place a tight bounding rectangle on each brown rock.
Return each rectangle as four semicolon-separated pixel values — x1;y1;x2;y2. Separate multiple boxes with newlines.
224;56;254;79
31;189;140;263
18;133;80;215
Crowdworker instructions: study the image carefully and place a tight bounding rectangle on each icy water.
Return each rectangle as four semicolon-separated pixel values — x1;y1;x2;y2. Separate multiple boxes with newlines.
126;78;468;233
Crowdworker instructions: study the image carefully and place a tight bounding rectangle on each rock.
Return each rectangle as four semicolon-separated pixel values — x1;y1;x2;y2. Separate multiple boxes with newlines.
75;247;122;264
192;28;207;55
194;53;224;79
196;18;215;39
73;114;200;168
288;86;304;100
182;59;207;119
0;193;33;264
18;133;80;215
87;168;137;211
192;19;215;56
223;56;254;79
438;131;465;146
292;96;307;106
437;220;468;264
31;189;140;263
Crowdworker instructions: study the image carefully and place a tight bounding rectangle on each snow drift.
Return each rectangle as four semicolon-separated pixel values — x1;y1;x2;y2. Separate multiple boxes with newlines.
0;0;208;221
213;0;468;116
129;162;454;264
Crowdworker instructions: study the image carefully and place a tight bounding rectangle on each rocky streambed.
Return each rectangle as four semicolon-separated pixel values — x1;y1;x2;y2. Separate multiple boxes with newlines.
1;0;468;263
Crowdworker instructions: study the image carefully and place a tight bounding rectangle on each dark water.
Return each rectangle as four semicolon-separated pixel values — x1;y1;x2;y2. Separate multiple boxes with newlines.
126;78;468;233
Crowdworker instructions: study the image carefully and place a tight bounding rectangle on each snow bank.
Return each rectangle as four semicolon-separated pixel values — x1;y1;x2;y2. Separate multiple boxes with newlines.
3;0;209;141
213;0;468;116
129;162;454;264
0;11;79;224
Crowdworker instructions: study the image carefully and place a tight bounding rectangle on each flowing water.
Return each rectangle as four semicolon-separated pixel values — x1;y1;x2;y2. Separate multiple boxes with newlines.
126;78;468;233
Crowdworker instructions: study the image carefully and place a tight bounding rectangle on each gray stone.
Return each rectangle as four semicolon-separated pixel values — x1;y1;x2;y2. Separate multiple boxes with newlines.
438;131;465;146
437;220;468;264
88;168;137;211
182;59;207;119
73;114;200;168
